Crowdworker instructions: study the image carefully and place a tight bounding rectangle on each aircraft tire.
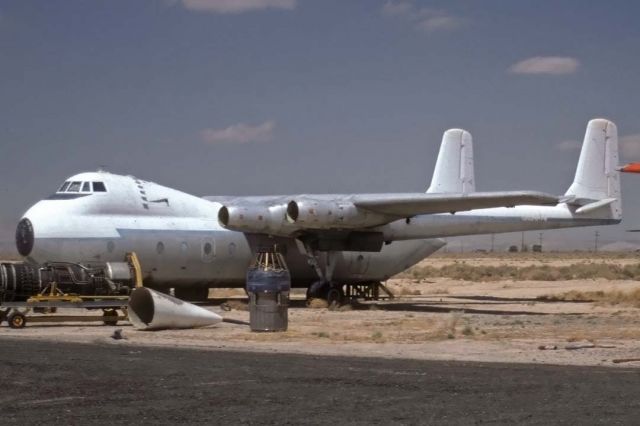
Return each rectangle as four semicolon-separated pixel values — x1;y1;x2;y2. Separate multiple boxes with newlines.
306;280;327;300
8;312;26;329
326;286;344;307
102;309;118;326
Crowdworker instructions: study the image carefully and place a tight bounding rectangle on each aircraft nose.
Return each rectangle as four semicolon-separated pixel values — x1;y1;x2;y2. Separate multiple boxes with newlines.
15;217;35;257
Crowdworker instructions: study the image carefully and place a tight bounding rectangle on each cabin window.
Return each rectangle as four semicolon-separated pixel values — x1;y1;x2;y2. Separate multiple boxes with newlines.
203;242;213;255
67;181;82;192
92;182;107;192
58;182;71;192
81;182;91;192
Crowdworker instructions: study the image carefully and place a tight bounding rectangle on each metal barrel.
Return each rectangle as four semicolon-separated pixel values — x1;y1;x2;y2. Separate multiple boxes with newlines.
246;267;291;332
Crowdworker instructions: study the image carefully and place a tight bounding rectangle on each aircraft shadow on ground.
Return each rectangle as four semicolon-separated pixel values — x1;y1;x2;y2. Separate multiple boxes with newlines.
348;302;551;316
446;295;592;303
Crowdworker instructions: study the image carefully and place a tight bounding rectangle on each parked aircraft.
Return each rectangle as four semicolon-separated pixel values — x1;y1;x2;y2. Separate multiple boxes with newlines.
13;119;620;303
619;163;640;174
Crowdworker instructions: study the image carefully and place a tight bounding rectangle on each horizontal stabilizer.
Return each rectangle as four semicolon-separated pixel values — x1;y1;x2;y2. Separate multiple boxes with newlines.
354;191;558;217
575;198;617;215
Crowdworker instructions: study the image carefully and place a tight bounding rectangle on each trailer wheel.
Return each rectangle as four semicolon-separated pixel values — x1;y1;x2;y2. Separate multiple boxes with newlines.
103;309;118;326
8;312;26;329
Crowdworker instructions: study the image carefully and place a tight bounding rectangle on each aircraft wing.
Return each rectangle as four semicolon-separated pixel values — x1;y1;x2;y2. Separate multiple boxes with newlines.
351;191;558;217
213;191;559;240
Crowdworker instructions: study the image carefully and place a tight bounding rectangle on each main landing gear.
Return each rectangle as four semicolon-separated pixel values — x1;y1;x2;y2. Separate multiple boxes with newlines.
297;241;392;306
298;244;346;306
307;280;345;306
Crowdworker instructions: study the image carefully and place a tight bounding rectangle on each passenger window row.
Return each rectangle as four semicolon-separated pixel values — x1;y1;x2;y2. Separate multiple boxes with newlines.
57;181;107;193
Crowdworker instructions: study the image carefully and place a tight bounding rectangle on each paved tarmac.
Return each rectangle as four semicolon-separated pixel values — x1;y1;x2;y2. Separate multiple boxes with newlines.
0;338;639;425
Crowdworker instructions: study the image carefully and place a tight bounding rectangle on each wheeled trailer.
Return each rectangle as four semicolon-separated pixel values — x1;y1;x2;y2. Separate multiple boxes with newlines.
0;252;143;328
0;296;129;329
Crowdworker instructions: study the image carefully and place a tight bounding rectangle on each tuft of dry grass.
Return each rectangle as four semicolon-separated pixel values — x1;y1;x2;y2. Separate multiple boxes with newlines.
398;287;422;296
425;288;450;295
224;300;249;311
438;311;463;338
307;298;329;309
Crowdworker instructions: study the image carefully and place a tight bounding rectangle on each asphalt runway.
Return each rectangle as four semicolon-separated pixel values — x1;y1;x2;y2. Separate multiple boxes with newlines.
0;339;638;425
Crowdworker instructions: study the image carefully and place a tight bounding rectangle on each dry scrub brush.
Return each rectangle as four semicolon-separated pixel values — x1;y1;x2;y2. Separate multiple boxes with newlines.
541;288;640;308
404;263;640;282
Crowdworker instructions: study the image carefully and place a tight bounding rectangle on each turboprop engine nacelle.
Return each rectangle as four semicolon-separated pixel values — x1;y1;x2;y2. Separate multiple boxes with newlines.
218;203;294;235
286;199;391;230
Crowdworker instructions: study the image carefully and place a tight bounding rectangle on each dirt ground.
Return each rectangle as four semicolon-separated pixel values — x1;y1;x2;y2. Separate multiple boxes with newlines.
3;252;640;368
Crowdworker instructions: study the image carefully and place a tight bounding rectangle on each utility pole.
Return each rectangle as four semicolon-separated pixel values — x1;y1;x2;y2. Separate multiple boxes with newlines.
594;231;600;252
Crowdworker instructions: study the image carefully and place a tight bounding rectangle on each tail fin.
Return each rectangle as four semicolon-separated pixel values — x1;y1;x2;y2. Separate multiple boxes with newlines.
427;129;475;194
565;118;621;219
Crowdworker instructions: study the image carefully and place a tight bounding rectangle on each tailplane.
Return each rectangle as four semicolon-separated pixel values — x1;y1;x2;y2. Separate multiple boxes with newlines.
565;119;621;219
427;129;475;194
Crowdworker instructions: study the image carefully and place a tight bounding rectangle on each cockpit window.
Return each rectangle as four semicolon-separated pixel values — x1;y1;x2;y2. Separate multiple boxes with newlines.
58;181;71;192
67;181;82;192
81;182;91;192
92;182;107;192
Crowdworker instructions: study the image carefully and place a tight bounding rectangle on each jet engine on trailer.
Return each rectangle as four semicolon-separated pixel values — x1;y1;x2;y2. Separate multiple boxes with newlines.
0;261;135;303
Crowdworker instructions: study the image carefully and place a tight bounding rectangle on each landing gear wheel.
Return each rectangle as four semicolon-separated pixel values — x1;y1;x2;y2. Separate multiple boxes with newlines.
102;309;119;326
306;280;327;300
8;312;26;329
326;286;344;307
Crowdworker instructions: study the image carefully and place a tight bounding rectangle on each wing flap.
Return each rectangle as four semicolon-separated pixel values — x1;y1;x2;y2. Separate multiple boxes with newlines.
353;191;559;217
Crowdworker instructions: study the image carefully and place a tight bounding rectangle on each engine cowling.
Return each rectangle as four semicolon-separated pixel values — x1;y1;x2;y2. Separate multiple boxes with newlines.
218;203;294;235
286;199;391;229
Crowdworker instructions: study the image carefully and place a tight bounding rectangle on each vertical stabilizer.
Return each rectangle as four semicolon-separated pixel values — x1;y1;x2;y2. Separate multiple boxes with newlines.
565;119;621;219
427;129;475;194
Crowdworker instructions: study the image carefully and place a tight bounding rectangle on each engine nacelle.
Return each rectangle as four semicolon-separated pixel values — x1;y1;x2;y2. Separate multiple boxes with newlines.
218;204;293;235
286;199;390;229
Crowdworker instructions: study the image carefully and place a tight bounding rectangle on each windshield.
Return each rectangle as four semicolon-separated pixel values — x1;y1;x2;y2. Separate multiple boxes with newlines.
56;180;108;193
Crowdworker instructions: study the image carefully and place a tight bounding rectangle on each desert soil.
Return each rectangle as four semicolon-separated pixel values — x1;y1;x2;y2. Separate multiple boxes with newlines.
3;253;640;368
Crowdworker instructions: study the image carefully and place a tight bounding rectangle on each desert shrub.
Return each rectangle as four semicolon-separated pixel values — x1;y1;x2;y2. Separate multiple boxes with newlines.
541;289;640;308
404;261;640;281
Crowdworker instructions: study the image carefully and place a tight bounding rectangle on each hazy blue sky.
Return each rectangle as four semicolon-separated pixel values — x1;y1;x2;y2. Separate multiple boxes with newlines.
1;0;639;251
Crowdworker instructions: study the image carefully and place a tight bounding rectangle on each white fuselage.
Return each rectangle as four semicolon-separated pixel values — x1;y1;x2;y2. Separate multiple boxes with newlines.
20;172;443;290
